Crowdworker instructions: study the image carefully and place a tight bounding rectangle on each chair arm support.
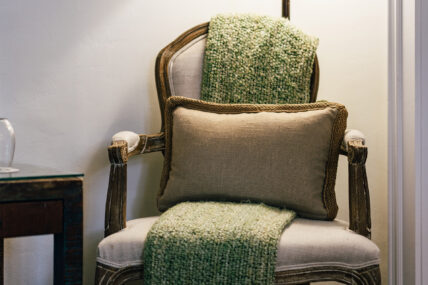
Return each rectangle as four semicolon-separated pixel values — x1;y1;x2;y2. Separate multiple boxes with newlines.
104;132;165;237
344;130;371;239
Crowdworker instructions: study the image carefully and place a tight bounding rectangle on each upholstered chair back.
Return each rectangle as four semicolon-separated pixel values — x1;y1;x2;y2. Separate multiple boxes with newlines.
167;34;207;100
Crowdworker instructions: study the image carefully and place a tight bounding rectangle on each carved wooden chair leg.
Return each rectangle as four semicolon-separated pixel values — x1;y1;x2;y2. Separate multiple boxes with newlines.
359;265;381;285
95;263;145;285
95;263;115;285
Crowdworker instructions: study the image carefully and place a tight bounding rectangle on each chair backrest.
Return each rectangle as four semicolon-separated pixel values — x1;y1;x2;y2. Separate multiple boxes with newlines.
155;22;319;129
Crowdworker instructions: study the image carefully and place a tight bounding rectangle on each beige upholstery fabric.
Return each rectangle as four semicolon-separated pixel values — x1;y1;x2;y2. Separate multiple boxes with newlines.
169;35;206;99
158;99;348;219
98;217;158;268
97;217;380;270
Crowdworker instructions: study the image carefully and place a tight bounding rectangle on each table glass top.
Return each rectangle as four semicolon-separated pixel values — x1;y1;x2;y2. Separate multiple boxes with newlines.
0;163;84;181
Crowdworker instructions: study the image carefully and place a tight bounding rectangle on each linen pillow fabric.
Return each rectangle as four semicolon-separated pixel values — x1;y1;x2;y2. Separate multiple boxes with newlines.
158;96;347;220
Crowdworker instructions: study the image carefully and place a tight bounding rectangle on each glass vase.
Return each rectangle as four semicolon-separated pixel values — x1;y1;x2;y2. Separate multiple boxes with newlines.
0;118;18;173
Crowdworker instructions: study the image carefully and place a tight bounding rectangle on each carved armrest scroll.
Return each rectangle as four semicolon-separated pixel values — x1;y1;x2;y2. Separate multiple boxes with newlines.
340;129;366;156
109;131;165;163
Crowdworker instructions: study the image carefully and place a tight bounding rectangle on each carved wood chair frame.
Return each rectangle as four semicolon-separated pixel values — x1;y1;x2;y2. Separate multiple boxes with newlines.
95;22;380;285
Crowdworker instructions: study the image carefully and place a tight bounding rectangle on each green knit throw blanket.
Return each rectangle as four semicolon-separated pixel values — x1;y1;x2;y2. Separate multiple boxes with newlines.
201;14;319;104
144;202;295;284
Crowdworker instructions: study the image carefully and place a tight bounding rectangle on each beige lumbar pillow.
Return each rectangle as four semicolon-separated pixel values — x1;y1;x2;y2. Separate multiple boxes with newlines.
158;96;347;220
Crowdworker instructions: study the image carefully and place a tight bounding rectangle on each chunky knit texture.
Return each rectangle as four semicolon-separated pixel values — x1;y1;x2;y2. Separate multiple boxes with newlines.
143;202;296;285
143;15;314;284
201;14;319;104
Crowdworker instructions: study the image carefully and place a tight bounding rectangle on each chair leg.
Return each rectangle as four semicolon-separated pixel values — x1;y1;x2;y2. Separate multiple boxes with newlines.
95;262;144;285
95;263;116;285
360;265;381;285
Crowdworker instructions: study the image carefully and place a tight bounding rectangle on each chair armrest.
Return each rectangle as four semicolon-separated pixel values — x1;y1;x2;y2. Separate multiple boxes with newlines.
340;129;366;156
344;129;371;239
108;131;165;164
105;131;165;237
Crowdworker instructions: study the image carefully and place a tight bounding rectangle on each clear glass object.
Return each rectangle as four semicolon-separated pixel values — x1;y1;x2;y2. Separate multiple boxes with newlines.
0;118;19;173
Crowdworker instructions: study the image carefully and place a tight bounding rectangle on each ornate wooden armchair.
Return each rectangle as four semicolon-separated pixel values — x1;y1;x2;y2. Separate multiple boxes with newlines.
95;22;381;284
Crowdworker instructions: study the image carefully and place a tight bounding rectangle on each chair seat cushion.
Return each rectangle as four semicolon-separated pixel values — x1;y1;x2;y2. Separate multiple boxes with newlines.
97;217;380;271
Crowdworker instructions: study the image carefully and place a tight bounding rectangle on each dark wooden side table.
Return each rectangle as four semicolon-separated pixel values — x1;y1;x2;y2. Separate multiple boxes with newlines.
0;164;83;284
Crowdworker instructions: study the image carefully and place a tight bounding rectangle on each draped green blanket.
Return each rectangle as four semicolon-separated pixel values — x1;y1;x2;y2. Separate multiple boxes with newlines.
201;14;319;104
143;202;295;284
143;14;312;284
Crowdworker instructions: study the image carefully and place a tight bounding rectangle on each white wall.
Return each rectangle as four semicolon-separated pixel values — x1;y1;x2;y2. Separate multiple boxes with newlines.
389;0;428;283
292;1;388;282
0;0;387;284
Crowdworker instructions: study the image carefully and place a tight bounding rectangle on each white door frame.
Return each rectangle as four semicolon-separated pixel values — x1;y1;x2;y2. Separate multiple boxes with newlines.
388;0;427;283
